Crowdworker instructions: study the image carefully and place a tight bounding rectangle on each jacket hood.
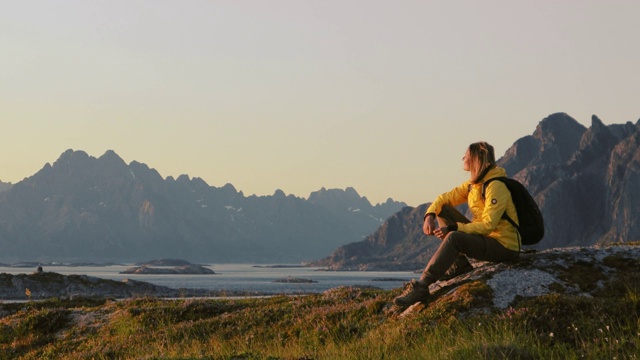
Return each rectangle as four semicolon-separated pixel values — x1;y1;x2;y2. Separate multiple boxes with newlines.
479;166;507;183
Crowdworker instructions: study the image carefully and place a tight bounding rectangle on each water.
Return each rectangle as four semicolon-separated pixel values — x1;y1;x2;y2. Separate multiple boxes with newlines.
0;264;415;295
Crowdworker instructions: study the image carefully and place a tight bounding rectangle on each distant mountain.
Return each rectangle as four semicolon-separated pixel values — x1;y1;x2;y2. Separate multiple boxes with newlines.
314;113;640;270
0;150;406;263
308;187;406;235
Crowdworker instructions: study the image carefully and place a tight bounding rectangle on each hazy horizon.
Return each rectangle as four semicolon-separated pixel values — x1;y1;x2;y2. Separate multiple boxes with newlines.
2;1;639;206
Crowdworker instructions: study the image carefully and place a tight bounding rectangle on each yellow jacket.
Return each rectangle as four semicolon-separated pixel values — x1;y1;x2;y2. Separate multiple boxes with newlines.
425;166;520;251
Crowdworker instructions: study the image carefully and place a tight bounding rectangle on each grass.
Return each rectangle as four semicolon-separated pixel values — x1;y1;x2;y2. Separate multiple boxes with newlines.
0;281;638;360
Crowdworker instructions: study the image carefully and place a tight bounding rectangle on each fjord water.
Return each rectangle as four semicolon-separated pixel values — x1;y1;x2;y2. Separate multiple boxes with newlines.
0;264;414;294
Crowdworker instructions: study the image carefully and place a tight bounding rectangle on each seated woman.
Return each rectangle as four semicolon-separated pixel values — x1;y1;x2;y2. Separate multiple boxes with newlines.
394;141;520;308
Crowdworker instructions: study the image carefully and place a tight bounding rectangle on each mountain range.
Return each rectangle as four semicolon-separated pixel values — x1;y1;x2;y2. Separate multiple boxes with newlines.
313;113;640;270
0;151;405;263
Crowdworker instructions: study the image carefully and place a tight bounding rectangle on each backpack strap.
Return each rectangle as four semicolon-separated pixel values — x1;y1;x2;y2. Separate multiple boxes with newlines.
481;177;502;202
482;178;517;226
482;177;522;251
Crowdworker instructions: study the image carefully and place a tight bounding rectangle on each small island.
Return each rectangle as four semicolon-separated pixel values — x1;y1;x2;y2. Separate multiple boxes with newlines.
272;277;317;284
252;264;307;269
135;259;196;267
120;263;216;275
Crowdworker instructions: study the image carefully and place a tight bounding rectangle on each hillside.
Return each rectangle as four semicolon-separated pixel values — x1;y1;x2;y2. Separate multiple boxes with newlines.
0;151;405;263
1;244;638;359
315;113;640;270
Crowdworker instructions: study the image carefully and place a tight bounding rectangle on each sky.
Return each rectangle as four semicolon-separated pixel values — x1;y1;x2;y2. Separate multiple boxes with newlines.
1;1;639;207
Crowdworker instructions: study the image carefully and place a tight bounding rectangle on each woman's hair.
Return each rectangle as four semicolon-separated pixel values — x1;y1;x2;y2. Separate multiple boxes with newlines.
468;141;496;183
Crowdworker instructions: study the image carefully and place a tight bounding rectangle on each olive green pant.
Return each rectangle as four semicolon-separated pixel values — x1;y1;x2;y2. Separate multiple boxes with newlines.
421;205;519;282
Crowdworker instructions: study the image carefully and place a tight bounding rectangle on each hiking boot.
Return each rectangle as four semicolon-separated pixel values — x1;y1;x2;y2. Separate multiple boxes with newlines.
441;255;474;281
393;280;430;308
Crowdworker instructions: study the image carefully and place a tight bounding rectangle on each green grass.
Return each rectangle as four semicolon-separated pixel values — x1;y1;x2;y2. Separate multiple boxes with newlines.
1;282;638;360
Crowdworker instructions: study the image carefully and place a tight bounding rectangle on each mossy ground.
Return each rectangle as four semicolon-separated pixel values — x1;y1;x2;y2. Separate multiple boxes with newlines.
1;279;638;360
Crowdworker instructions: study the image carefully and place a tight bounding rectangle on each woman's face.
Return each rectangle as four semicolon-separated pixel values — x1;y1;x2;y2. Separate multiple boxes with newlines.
463;149;471;172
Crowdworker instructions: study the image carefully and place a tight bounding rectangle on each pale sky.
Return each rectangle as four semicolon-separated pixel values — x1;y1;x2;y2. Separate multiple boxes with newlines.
1;1;639;206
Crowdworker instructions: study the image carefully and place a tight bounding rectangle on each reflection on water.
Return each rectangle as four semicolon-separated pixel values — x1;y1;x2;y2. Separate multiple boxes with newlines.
0;264;414;294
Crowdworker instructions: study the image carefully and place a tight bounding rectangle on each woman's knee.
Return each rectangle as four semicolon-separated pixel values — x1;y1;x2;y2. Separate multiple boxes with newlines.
443;231;466;249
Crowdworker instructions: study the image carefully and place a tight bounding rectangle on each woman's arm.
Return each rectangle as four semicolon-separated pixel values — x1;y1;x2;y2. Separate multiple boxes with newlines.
425;181;470;218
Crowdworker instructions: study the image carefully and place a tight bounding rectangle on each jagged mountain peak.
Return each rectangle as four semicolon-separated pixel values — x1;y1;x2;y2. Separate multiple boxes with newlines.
129;160;149;171
568;114;640;172
591;114;606;131
98;149;125;163
383;198;397;205
191;177;210;188
344;186;360;197
59;148;89;158
129;161;164;184
47;149;130;177
307;187;375;214
533;112;586;139
535;113;586;163
577;115;616;151
498;112;588;178
176;174;191;182
309;187;367;202
53;149;91;167
221;183;238;193
173;174;211;192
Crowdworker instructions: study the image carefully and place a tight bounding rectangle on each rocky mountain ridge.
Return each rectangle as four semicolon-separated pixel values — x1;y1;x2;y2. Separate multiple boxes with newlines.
315;113;640;270
0;150;405;263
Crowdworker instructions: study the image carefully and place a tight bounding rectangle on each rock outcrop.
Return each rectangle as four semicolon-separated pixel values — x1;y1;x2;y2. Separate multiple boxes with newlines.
393;244;640;317
0;272;181;300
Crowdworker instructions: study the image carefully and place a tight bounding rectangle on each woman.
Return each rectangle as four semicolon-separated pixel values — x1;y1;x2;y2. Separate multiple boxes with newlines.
394;141;520;308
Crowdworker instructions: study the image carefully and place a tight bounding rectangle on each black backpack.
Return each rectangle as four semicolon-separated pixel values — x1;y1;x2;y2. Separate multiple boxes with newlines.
482;177;544;246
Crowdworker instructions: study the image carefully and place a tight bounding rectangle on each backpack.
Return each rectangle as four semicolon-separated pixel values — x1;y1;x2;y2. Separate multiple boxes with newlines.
482;177;544;246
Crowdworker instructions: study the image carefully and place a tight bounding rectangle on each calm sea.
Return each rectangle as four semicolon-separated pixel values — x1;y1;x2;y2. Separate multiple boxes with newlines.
0;264;415;295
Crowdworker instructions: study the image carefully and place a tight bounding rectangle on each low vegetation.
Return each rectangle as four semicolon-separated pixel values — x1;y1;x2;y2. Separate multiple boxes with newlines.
1;277;638;360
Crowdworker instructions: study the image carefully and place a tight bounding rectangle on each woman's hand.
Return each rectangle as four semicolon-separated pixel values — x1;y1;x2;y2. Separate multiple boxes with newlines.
423;216;437;235
433;226;450;240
